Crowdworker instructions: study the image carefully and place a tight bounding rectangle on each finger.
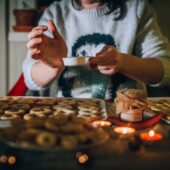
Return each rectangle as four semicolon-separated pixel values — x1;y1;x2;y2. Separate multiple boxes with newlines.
99;69;115;75
28;48;42;57
98;65;114;70
27;38;43;49
97;50;113;59
98;67;117;75
41;56;64;69
29;47;42;60
97;46;116;58
28;29;44;40
99;58;117;66
90;55;113;66
91;57;117;66
94;49;117;65
32;55;41;60
48;20;61;39
32;26;48;31
96;46;110;56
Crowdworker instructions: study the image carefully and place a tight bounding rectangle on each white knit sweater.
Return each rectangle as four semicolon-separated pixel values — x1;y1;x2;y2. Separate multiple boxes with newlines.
23;0;170;99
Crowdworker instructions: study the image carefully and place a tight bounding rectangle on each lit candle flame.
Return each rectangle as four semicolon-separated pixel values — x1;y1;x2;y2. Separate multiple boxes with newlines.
122;128;128;134
92;120;111;128
114;127;136;135
101;122;105;126
149;130;155;137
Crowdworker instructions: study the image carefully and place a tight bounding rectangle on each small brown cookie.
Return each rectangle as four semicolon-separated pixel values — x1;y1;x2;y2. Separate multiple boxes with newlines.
35;131;57;147
10;103;30;111
1;113;21;120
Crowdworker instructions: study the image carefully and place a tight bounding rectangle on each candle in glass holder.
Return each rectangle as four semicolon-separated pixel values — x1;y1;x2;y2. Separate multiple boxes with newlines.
114;127;136;136
91;120;112;128
140;130;162;141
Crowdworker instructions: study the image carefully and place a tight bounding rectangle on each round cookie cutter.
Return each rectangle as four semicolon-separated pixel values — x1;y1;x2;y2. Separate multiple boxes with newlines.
63;56;93;67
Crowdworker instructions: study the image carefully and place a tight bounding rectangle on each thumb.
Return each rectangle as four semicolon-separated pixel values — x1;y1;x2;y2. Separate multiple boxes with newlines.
96;46;109;56
48;20;60;39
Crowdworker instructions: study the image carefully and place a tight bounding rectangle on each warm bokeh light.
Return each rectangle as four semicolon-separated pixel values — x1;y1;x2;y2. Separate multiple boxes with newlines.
8;155;16;165
114;127;136;135
76;152;89;164
122;128;128;134
78;154;88;164
0;155;8;164
92;120;111;128
140;130;162;141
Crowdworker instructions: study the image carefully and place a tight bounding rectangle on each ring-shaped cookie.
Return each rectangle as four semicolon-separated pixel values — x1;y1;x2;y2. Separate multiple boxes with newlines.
45;120;60;132
11;103;30;110
1;113;21;120
0;103;9;110
30;108;52;115
4;108;25;115
35;132;57;147
77;105;99;112
24;113;46;120
53;105;73;110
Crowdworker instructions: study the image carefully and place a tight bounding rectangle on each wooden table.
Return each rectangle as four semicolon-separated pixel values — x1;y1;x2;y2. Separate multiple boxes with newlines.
0;98;170;170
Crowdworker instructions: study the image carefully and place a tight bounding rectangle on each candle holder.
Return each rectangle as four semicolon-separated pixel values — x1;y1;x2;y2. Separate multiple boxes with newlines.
140;130;162;141
140;130;163;148
91;120;112;128
91;120;112;132
113;127;136;139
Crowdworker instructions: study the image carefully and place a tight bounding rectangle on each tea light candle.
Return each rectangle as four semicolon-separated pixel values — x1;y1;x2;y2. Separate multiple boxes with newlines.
140;130;162;141
91;120;112;128
114;127;136;135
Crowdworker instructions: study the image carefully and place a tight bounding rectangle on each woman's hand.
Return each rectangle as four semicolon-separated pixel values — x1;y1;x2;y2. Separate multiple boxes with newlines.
90;45;164;85
27;20;68;68
90;46;123;75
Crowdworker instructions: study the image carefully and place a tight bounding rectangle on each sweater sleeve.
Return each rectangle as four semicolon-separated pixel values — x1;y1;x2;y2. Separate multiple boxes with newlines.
22;3;58;91
22;56;45;91
133;0;170;86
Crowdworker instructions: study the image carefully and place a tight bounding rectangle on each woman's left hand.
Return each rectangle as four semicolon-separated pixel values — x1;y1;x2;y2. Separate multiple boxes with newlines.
89;46;123;75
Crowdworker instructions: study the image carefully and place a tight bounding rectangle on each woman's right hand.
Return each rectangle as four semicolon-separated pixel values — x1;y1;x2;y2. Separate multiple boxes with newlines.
27;20;68;69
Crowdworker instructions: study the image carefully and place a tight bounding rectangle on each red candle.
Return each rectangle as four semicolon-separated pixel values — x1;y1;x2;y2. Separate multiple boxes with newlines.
140;130;162;141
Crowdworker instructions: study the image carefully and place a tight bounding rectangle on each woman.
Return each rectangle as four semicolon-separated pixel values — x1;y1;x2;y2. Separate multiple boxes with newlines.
23;0;170;99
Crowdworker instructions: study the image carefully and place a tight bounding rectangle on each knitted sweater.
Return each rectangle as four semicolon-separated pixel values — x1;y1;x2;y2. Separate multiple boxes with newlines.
23;0;170;99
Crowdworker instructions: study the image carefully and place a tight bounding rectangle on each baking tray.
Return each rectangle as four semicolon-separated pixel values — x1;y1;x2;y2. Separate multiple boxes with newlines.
0;97;108;123
0;97;108;151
